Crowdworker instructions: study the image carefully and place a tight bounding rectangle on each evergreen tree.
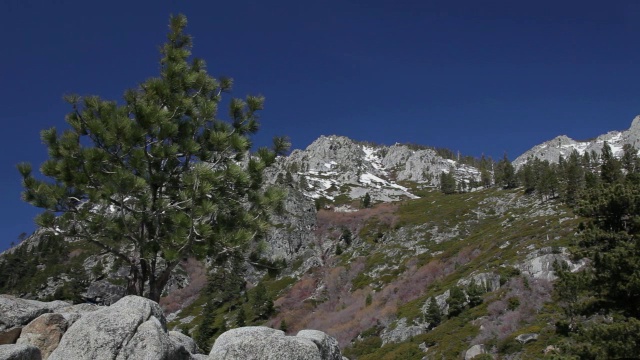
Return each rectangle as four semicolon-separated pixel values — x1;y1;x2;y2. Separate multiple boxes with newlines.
195;299;217;351
298;175;308;190
479;155;493;188
252;282;274;319
17;15;289;301
361;192;371;208
425;296;441;329
447;286;466;317
518;161;537;194
600;141;622;184
561;150;585;205
554;169;640;358
236;306;246;327
622;144;640;183
439;170;456;195
495;153;517;189
466;281;484;308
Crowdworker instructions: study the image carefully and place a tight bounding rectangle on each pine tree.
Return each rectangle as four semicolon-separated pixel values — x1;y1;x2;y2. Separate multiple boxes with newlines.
561;150;585;205
600;141;622;184
16;15;289;302
252;282;274;319
361;192;371;208
447;286;466;317
466;281;484;308
495;153;517;189
622;144;640;183
554;167;640;358
424;297;441;329
479;155;493;188
518;161;537;194
439;170;456;195
236;306;246;327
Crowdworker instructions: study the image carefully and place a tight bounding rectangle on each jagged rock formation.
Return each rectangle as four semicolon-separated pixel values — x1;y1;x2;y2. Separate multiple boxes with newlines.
513;115;640;168
265;135;482;204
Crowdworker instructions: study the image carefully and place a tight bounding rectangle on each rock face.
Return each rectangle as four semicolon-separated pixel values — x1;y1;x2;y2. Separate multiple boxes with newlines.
16;313;67;359
0;344;42;360
48;296;188;360
380;318;425;345
296;330;342;360
81;279;127;306
263;188;317;264
513;115;640;168
464;344;487;359
265;135;482;205
0;296;68;346
209;326;343;360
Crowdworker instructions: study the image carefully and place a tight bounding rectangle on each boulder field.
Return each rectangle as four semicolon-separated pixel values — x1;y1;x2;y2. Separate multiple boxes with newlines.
0;294;345;360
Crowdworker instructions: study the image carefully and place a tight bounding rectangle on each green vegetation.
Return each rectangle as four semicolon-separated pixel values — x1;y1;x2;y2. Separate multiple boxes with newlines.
16;14;288;301
553;142;640;359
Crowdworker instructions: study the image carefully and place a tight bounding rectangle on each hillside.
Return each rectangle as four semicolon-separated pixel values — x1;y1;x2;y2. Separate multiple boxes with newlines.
2;118;638;359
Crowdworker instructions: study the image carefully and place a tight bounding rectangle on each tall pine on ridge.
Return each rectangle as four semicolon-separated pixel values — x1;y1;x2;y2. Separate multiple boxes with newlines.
17;14;289;301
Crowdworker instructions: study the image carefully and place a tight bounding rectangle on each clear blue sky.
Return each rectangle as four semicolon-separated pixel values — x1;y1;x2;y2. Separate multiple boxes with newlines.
1;0;639;250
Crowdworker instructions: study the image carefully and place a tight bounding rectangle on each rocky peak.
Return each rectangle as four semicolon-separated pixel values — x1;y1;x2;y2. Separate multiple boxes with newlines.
266;135;483;206
513;115;639;168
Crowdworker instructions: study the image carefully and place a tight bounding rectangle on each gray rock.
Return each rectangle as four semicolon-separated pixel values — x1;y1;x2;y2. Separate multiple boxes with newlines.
116;316;189;360
380;318;425;345
16;313;67;359
514;115;640;169
515;333;538;344
81;279;126;305
168;331;199;354
464;344;486;360
56;303;101;325
296;330;342;360
0;296;67;345
0;344;42;360
48;296;174;360
210;326;342;360
518;248;586;281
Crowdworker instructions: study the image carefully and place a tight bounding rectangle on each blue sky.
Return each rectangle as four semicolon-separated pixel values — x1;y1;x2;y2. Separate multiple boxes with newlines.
1;0;639;251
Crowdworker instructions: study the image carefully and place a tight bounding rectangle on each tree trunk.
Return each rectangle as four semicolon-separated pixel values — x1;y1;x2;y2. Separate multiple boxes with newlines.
148;261;176;303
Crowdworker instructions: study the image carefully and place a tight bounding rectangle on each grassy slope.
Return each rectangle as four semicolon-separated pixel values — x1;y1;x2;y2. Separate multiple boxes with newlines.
170;187;581;359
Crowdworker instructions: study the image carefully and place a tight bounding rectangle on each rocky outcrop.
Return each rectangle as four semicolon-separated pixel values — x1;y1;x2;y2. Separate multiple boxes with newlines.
296;330;342;360
380;318;426;345
48;296;187;360
16;314;67;359
0;344;42;360
515;333;538;344
464;344;487;359
81;279;126;306
0;296;68;345
1;294;345;360
513;115;640;168
263;188;317;264
209;326;343;360
265;135;482;205
517;247;586;281
168;331;199;355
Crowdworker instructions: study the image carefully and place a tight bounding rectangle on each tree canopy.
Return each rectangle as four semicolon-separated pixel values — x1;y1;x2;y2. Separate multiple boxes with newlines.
18;14;289;301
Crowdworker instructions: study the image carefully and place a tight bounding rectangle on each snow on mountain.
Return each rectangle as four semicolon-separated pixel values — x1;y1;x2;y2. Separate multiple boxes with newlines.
513;115;640;168
265;135;482;206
